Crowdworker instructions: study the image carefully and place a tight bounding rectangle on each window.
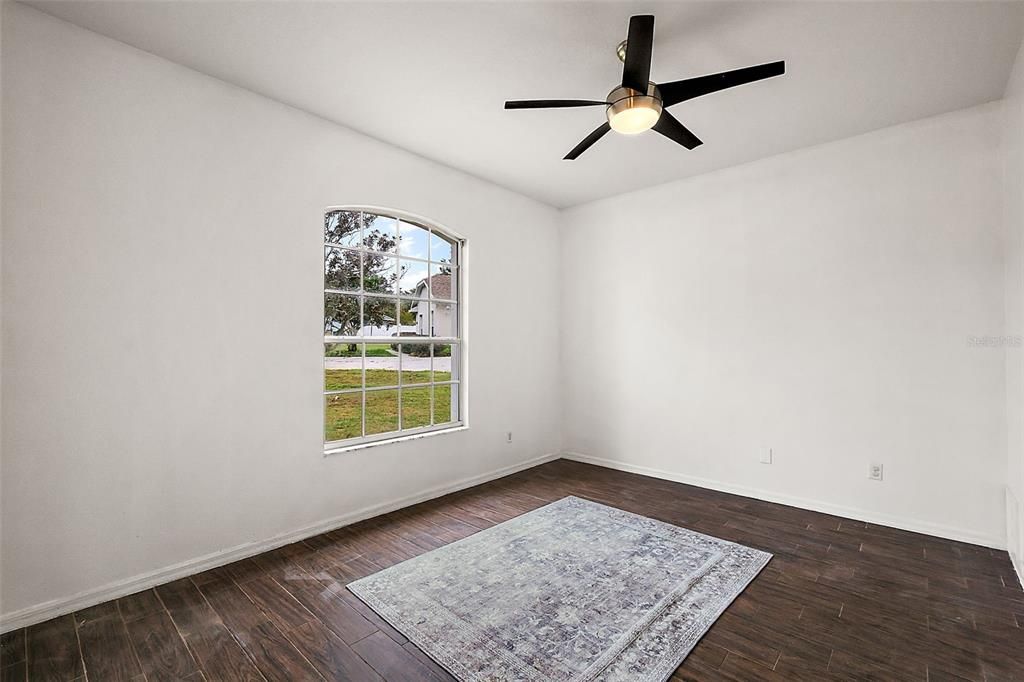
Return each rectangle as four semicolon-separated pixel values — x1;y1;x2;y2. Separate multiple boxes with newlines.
324;208;462;450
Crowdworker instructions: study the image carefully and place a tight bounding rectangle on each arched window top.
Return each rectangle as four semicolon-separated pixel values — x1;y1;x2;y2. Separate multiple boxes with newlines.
324;208;460;267
323;208;463;451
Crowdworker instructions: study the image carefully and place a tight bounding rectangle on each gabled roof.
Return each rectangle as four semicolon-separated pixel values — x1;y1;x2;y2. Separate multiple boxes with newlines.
412;273;452;300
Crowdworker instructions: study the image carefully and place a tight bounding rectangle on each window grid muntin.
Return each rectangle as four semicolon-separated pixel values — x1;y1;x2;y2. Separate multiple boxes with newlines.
324;209;462;449
323;291;459;306
325;380;462;396
324;248;459;297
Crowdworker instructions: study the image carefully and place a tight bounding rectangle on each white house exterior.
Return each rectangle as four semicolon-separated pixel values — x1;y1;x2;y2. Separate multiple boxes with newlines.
410;273;455;336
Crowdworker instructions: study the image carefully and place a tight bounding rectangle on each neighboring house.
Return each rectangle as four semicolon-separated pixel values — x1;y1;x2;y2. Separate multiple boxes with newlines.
409;273;454;336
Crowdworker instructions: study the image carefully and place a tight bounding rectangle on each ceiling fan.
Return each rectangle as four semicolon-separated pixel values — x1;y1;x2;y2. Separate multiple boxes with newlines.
504;15;785;160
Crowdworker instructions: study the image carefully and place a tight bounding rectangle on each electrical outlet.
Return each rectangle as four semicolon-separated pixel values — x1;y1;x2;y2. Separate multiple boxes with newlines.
869;463;883;481
760;448;773;465
506;431;512;444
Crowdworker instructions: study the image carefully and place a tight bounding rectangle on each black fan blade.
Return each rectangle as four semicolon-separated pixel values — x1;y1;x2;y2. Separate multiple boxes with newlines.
621;15;655;91
660;61;785;107
652;112;702;150
564;122;611;160
505;99;605;109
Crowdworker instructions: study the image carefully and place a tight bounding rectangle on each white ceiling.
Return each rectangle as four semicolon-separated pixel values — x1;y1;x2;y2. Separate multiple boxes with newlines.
26;1;1024;208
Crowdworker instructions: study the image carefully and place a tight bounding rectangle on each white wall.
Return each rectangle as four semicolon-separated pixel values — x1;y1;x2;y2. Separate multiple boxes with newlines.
1004;29;1024;579
561;103;1008;548
0;3;561;625
0;0;5;624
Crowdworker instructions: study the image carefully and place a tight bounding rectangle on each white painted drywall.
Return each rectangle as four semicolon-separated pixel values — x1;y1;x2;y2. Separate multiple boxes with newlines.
561;103;1008;548
1004;27;1024;580
0;0;5;621
0;3;561;622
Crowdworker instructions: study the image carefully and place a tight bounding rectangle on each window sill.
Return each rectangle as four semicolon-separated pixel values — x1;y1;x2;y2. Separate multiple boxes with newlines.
323;423;468;456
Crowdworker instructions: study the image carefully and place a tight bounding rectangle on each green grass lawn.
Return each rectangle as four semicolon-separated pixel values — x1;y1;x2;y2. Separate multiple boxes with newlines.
325;369;453;441
325;343;395;358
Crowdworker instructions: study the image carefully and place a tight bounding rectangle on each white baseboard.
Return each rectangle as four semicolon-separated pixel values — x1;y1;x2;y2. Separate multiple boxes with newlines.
1007;486;1024;589
0;451;560;634
1012;548;1024;590
562;452;1006;550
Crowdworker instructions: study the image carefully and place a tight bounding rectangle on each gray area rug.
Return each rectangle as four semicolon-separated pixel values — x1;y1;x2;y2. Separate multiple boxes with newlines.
347;496;771;681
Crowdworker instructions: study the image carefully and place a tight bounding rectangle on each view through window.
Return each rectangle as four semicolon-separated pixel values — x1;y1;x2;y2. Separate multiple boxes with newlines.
324;209;462;448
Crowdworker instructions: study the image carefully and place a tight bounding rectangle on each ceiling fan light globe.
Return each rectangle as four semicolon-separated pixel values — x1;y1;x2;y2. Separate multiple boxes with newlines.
606;84;663;135
608;103;661;134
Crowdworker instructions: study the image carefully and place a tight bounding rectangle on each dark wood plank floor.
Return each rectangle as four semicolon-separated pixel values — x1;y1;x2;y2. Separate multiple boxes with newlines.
2;459;1022;681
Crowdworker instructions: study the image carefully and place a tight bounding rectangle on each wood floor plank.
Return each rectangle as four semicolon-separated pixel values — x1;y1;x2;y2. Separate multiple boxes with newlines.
827;648;920;679
122;610;198;681
117;589;164;623
237;574;315;632
198;580;271;634
678;640;729;671
351;631;449;682
233;621;322;681
702;622;781;671
716;652;786;680
338;591;408;645
156;578;219;637
284;621;382;681
324;554;384;584
276;571;377;644
0;661;26;682
402;642;456;681
76;608;143;681
181;619;264;682
157;576;265;681
0;630;25;666
25;614;83;681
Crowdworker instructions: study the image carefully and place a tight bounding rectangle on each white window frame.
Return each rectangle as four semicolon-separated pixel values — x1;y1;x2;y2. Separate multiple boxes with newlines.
323;206;467;454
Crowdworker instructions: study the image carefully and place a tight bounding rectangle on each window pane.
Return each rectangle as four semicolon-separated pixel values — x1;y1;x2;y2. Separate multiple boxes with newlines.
398;221;430;259
430;231;454;264
363;296;398;336
433;383;458;425
324;343;363;391
366;389;399;435
364;215;397;253
325;210;361;247
363;255;397;295
401;387;431;430
364;342;396;358
365;344;399;388
324;247;360;292
431;343;453;382
431;302;457;337
402;296;430;338
428;263;455;300
399;259;429;297
399;343;432;385
325;392;362;442
324;293;360;336
398;298;419;335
